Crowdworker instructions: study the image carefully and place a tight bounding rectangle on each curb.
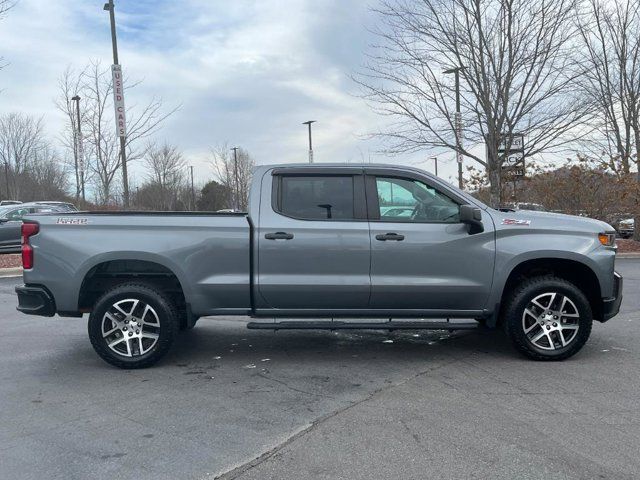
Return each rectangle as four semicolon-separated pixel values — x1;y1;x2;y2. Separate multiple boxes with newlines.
617;253;640;259
0;267;23;278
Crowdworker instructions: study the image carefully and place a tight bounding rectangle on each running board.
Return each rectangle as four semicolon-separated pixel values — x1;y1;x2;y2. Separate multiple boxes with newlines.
246;320;479;331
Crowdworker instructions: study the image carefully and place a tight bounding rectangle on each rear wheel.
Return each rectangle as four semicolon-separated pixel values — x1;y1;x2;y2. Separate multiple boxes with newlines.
88;283;178;369
503;276;592;361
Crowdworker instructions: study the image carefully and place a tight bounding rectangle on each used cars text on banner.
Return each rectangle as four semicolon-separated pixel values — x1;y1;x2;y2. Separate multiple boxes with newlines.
111;64;126;137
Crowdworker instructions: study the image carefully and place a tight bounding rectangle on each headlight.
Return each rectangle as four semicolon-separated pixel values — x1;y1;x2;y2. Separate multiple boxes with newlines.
598;232;616;247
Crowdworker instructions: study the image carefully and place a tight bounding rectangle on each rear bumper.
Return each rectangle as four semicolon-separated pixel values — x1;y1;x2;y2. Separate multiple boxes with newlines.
601;272;622;322
16;285;56;317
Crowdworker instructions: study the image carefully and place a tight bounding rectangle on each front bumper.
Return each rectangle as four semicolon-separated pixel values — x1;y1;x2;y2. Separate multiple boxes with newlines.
16;285;56;317
602;272;623;322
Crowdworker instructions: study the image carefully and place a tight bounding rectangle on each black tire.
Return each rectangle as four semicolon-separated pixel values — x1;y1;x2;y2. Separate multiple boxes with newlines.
502;276;592;361
88;283;178;369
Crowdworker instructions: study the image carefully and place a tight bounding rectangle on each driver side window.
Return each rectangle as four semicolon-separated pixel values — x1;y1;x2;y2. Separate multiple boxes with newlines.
375;177;460;223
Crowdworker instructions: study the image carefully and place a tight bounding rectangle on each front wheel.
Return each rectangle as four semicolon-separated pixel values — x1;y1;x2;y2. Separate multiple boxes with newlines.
502;276;593;361
88;283;178;369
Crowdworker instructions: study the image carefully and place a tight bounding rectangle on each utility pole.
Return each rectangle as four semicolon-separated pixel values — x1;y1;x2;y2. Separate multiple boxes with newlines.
430;156;438;177
302;121;316;163
71;95;85;203
3;161;10;200
443;66;465;189
103;0;129;208
231;147;240;210
70;96;80;201
189;165;195;211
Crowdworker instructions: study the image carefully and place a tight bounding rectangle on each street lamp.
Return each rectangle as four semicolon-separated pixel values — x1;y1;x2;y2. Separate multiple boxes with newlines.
103;0;130;208
231;147;240;210
302;120;316;163
189;165;195;211
443;66;465;189
430;156;438;177
71;95;85;203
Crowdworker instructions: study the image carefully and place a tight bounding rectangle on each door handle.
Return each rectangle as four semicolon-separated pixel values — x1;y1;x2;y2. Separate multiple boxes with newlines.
375;233;405;241
265;232;294;240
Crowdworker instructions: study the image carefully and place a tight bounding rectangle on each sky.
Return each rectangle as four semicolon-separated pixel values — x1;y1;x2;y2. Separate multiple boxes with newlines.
0;0;464;189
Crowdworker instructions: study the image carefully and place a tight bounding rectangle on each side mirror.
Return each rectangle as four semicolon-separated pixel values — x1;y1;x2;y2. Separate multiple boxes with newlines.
459;204;484;234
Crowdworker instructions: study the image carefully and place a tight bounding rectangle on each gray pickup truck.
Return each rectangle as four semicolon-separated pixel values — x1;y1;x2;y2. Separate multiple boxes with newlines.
16;164;622;368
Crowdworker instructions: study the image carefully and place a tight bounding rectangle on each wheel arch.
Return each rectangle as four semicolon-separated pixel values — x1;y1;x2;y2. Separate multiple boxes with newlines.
77;254;190;324
492;256;603;326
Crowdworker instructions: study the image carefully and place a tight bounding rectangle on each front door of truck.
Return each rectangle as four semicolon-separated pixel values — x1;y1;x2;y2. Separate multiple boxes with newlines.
365;171;495;313
256;169;371;311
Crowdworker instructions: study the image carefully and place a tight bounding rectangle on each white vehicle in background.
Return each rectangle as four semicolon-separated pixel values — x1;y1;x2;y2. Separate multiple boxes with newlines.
499;202;546;212
617;218;634;239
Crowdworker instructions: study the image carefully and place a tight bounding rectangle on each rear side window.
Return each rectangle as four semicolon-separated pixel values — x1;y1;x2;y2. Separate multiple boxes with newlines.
277;175;355;220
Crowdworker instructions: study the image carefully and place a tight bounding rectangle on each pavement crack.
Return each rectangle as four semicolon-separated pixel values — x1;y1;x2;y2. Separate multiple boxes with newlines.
257;373;335;399
214;355;466;479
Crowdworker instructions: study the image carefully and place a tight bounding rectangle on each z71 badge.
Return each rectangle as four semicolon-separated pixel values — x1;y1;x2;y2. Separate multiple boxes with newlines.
56;217;89;225
502;218;531;226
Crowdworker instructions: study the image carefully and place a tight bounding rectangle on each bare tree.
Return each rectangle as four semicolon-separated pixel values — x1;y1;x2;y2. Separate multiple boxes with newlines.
82;61;119;205
0;112;69;200
577;0;640;175
576;0;640;239
19;144;70;201
141;142;187;210
63;60;178;205
357;0;590;206
209;144;255;211
0;1;16;75
55;65;90;201
0;113;45;199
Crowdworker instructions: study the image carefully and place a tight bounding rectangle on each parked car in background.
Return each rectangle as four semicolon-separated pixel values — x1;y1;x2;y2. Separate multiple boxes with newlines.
617;218;634;239
33;201;77;212
0;200;22;206
381;206;414;218
0;202;76;254
499;202;546;212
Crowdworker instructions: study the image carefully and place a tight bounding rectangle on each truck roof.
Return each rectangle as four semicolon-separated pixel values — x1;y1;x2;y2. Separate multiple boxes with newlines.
252;162;440;179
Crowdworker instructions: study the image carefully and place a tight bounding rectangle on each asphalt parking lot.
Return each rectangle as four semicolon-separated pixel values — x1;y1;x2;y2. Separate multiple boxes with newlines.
1;259;639;480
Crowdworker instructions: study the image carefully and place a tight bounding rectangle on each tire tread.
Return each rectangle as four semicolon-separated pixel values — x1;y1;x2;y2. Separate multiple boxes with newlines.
502;275;592;361
88;282;179;369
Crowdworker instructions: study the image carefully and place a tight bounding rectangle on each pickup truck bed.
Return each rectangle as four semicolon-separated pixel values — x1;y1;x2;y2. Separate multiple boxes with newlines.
21;212;252;317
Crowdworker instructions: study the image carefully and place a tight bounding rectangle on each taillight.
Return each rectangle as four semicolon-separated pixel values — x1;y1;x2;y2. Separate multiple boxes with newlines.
21;222;39;269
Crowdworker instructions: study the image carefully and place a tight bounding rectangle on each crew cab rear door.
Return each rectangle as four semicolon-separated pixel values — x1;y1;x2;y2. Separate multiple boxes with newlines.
255;168;371;311
365;169;495;313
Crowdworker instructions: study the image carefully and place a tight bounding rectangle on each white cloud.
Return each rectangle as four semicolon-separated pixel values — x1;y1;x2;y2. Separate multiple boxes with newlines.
0;0;465;189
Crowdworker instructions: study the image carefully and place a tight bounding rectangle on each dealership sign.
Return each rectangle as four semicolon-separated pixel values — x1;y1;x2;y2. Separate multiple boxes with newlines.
111;64;127;137
499;133;525;178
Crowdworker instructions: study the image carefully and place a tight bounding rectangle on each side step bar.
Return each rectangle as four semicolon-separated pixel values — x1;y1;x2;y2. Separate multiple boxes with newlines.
246;320;478;331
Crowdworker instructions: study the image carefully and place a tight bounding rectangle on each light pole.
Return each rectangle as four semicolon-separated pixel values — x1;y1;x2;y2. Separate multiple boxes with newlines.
189;165;195;211
430;156;438;177
443;66;465;189
103;0;130;208
231;147;240;210
302;120;316;163
71;95;85;203
70;96;80;200
3;161;10;200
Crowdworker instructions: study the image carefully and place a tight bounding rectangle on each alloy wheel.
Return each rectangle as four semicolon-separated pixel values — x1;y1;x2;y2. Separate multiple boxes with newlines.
101;298;160;357
521;292;580;350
